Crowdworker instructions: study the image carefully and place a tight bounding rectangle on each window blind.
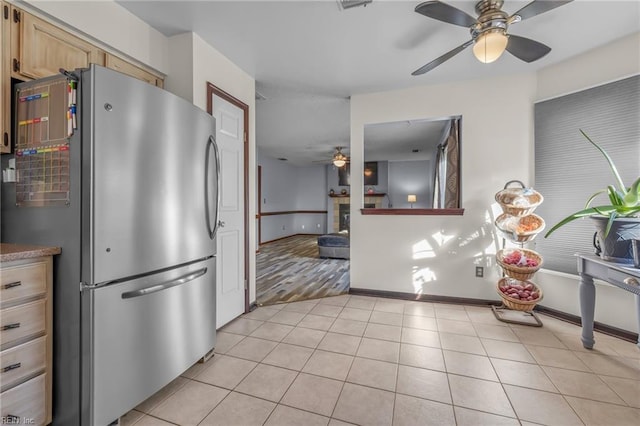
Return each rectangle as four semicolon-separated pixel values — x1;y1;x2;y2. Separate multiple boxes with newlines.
534;75;640;274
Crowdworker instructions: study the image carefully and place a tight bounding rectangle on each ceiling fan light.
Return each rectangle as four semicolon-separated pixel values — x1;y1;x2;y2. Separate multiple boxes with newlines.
333;159;346;167
473;31;508;64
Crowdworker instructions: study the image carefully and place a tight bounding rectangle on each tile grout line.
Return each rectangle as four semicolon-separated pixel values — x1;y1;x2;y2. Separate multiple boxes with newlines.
192;351;263;425
146;298;639;425
391;320;402;426
201;318;308;426
279;301;349;420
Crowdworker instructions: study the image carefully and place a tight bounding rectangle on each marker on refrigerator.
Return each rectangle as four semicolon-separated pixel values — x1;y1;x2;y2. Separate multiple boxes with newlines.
71;105;77;129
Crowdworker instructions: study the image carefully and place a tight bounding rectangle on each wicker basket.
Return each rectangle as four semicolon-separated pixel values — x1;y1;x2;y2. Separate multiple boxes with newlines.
495;213;546;243
496;248;543;280
495;188;544;217
497;278;543;312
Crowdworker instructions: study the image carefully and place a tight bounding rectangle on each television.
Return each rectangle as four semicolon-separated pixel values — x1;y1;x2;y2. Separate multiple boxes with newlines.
338;162;378;186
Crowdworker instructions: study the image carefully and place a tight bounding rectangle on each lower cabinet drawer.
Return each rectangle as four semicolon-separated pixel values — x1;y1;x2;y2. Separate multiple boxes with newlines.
0;261;47;305
0;373;46;425
0;299;46;348
0;336;46;391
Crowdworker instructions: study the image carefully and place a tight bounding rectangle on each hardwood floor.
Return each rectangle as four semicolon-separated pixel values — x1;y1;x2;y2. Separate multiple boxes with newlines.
256;235;349;306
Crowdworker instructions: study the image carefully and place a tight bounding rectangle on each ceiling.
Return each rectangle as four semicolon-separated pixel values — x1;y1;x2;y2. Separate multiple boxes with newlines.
117;0;640;165
364;118;453;162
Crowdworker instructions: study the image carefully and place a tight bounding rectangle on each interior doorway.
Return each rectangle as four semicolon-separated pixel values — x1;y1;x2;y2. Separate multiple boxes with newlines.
207;83;250;327
256;236;349;306
255;162;349;306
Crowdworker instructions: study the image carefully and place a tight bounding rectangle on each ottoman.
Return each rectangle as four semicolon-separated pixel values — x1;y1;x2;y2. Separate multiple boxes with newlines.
317;233;350;259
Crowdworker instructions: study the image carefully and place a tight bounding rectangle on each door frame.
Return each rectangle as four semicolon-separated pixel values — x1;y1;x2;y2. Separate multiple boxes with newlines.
258;165;262;246
206;82;250;313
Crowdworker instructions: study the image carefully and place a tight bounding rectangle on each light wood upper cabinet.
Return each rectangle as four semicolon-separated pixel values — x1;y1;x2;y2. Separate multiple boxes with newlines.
12;10;104;80
105;54;163;88
1;2;11;153
2;5;164;152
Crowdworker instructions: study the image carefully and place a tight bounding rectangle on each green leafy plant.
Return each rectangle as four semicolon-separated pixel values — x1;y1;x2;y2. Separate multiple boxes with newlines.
544;129;640;238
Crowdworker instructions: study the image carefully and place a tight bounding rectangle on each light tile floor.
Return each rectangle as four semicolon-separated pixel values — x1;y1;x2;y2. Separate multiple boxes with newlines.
121;294;640;426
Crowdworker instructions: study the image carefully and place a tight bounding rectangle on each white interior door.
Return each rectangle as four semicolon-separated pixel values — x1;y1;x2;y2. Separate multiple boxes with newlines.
212;94;245;328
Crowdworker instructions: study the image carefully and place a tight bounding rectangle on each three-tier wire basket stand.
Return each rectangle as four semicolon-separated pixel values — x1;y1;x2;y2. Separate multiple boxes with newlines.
492;180;546;327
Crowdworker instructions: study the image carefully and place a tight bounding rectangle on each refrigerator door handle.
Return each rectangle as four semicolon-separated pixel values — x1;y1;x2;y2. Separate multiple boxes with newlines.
121;268;207;299
204;135;221;240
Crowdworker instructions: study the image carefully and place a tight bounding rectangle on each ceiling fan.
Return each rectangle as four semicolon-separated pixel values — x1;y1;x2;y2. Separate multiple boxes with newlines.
411;0;574;75
312;147;350;167
331;147;350;168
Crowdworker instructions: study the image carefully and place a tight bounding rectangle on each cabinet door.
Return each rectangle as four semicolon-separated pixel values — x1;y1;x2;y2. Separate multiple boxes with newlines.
105;53;162;87
14;10;103;79
1;2;10;153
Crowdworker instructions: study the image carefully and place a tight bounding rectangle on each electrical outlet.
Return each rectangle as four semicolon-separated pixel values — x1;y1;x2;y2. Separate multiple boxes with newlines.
316;223;321;228
302;225;305;230
475;266;484;278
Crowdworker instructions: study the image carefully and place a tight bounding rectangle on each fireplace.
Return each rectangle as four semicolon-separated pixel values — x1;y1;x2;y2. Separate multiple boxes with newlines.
330;193;385;233
339;204;350;232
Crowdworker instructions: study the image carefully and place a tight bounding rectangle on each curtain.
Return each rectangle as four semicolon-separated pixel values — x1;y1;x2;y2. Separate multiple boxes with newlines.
433;119;460;208
432;144;445;208
534;75;639;273
444;119;460;209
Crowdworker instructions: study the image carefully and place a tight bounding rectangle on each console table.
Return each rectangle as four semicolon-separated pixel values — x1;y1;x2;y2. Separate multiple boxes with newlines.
577;254;640;349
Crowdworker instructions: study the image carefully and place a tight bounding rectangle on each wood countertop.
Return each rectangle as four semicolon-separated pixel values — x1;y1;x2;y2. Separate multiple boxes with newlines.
0;243;61;262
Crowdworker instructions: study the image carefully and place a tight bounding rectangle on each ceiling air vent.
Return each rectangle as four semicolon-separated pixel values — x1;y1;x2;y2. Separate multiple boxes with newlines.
337;0;372;11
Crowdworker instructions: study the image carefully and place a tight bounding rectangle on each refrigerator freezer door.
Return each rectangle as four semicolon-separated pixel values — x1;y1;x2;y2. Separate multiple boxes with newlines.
84;66;218;285
84;257;216;426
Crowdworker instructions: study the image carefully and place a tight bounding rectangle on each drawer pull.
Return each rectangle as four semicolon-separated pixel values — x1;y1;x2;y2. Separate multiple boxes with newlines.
624;277;639;287
1;322;21;331
3;281;22;289
2;362;21;372
121;268;207;299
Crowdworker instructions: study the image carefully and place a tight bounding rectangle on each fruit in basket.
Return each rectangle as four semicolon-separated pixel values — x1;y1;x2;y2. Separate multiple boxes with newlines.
498;279;540;302
502;250;539;267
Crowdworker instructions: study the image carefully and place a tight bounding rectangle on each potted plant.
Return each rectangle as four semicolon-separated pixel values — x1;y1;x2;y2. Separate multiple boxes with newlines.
544;130;640;263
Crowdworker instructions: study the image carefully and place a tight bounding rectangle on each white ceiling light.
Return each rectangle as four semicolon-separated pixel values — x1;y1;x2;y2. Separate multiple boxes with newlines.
473;30;509;63
332;147;348;167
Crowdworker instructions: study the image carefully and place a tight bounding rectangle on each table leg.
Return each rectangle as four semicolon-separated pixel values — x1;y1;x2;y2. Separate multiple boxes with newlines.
636;294;640;349
579;273;596;349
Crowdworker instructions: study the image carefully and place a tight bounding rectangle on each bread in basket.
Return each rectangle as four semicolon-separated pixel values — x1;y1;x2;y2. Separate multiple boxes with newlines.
495;213;545;243
495;188;543;217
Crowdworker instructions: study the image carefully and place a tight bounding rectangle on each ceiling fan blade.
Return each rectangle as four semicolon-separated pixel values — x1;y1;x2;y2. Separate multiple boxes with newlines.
415;1;476;28
511;0;573;21
506;34;551;63
412;40;473;76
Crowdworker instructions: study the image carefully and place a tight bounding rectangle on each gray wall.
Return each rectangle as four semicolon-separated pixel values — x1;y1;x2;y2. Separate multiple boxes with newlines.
258;152;327;242
388;160;432;208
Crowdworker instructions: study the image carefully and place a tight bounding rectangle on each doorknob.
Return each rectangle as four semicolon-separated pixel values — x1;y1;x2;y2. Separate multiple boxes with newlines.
218;220;226;227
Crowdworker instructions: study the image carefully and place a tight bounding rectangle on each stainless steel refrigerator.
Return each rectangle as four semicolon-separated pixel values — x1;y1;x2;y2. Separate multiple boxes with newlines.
1;65;220;425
